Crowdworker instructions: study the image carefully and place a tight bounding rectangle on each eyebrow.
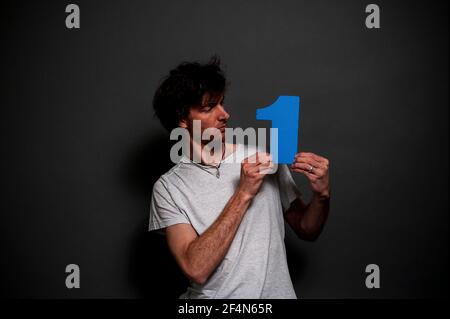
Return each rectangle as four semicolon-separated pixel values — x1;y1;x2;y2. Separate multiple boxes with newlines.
203;95;225;107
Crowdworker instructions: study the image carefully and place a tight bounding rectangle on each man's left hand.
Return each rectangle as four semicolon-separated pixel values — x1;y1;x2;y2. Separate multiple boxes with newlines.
290;152;330;198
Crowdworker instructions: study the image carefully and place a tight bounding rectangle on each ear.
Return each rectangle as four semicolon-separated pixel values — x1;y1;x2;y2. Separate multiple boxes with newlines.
179;118;188;129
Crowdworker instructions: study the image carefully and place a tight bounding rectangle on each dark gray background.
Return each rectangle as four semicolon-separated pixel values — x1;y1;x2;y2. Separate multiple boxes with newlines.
1;0;448;298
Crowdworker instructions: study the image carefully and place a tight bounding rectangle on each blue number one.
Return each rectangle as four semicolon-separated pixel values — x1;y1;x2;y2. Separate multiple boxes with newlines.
256;96;300;164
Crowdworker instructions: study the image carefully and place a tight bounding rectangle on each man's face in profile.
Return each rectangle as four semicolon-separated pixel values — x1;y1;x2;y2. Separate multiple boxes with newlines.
179;93;230;143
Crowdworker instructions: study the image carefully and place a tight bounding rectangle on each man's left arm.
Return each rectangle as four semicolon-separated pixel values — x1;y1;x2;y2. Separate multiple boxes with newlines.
284;152;330;241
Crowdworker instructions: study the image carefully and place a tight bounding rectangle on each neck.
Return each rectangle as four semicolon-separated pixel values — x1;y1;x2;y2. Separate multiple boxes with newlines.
189;140;226;165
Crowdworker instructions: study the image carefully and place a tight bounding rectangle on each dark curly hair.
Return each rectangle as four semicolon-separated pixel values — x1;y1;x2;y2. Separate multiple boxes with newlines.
153;56;227;132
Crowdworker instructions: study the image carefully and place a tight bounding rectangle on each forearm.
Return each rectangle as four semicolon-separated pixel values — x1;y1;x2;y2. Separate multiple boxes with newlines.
286;193;330;240
301;193;330;236
185;190;252;284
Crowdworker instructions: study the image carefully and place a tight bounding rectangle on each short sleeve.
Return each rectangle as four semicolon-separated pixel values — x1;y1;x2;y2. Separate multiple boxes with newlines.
148;178;190;232
277;164;302;212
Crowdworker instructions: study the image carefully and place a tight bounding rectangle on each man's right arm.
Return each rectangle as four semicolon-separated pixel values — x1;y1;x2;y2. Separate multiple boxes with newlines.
165;190;251;285
165;152;272;285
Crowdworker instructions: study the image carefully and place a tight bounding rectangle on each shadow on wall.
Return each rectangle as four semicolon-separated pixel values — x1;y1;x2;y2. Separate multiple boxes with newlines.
123;132;189;298
130;229;189;298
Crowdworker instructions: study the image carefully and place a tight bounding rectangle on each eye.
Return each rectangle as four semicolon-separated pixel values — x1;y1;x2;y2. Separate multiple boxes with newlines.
201;106;213;112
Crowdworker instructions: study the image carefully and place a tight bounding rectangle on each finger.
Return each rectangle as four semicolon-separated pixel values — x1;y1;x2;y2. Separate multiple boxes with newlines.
245;159;272;172
258;162;275;174
243;153;258;164
245;152;272;166
252;160;273;172
295;152;323;163
305;167;325;177
291;163;324;177
293;157;326;170
291;168;319;182
296;152;329;165
245;158;270;171
256;152;272;164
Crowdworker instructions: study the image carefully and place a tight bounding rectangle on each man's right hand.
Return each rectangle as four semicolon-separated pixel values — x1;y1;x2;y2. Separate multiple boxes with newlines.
237;152;274;200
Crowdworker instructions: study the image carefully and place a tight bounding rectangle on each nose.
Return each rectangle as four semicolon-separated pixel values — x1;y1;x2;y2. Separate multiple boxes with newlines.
216;104;230;121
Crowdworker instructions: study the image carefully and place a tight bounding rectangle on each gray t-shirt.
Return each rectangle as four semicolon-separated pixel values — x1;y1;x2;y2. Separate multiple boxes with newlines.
148;143;301;299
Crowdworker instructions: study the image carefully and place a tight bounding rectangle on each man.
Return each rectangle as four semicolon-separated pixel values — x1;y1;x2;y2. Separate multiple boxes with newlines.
149;57;330;298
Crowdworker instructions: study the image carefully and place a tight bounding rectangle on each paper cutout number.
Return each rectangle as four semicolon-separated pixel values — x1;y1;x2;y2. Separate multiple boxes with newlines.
256;96;300;164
